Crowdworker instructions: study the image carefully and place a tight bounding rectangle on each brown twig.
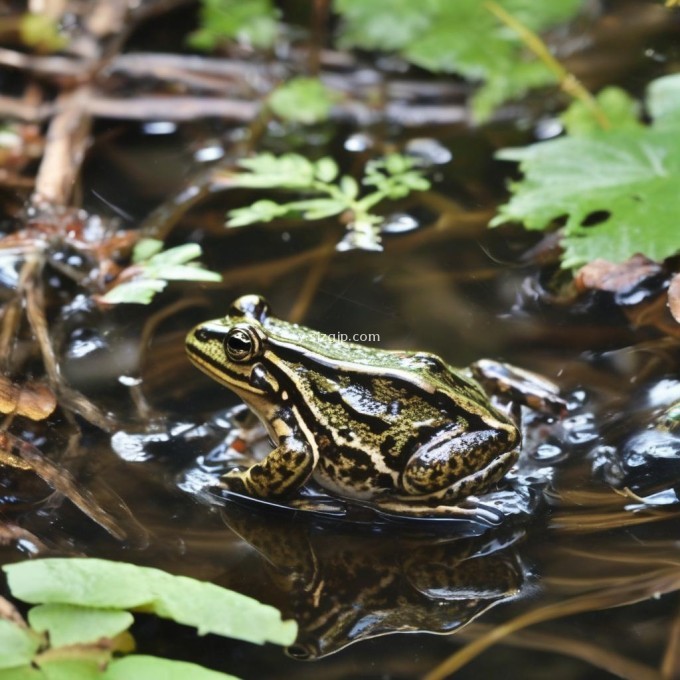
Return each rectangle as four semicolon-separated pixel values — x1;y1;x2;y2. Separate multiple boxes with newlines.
31;87;93;206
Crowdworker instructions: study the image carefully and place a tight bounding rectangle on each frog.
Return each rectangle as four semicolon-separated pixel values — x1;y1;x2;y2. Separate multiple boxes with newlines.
185;294;565;517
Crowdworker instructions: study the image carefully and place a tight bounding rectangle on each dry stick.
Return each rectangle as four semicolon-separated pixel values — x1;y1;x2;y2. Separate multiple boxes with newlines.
0;430;126;540
88;95;260;121
485;1;611;130
32;87;93;206
23;253;114;431
424;568;680;680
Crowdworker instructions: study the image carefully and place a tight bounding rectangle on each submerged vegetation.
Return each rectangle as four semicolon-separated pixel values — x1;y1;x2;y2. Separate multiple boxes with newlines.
0;0;679;678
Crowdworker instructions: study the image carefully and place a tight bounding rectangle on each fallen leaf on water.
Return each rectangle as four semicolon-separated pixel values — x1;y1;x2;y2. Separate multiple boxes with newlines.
574;255;662;294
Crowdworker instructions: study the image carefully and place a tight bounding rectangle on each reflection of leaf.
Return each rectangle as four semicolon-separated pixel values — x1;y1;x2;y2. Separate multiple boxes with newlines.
28;604;133;648
336;0;584;120
0;620;41;670
268;78;338;124
493;76;680;267
4;558;297;646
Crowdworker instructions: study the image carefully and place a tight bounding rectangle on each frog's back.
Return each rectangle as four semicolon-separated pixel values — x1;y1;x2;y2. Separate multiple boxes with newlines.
264;318;490;410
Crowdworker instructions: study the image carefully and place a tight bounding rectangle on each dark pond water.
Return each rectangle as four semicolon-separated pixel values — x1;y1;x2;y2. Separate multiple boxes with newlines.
2;2;680;679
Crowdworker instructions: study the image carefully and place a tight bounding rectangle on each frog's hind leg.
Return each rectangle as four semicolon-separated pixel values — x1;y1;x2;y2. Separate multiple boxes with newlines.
401;428;518;498
376;447;518;519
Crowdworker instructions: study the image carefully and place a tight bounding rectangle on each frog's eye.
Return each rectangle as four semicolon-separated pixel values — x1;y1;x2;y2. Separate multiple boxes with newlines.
224;325;261;362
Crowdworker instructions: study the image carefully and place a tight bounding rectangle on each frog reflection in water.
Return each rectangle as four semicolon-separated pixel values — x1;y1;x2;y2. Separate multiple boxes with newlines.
186;295;564;516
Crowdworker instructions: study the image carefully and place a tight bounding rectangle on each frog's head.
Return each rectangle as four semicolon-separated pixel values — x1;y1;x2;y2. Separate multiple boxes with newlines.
185;295;278;410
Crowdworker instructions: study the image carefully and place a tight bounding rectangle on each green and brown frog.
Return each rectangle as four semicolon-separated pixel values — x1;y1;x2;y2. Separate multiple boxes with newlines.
186;294;564;516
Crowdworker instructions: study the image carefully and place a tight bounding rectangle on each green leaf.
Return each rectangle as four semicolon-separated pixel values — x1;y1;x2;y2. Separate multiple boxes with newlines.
0;666;43;679
493;128;680;267
28;604;133;648
227;199;289;227
0;620;40;670
147;243;203;266
336;0;584;121
105;655;239;680
284;198;348;219
233;153;317;189
340;175;359;199
314;157;339;183
268;78;338;124
189;0;277;51
39;660;101;680
145;265;222;282
0;666;45;680
4;558;297;647
99;279;168;305
132;238;164;263
561;87;642;136
19;13;67;52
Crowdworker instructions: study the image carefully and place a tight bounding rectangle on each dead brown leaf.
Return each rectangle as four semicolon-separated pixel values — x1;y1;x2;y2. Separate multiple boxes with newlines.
575;255;662;294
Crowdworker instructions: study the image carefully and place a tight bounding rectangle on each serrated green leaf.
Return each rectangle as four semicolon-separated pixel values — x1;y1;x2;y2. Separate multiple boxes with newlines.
4;558;297;647
132;238;164;263
105;655;239;680
99;279;168;305
0;620;41;670
28;604;133;648
268;78;337;124
493;129;680;266
336;0;584;121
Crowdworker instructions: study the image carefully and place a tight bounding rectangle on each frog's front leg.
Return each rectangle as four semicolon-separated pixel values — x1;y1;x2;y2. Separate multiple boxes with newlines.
401;426;519;501
222;407;317;498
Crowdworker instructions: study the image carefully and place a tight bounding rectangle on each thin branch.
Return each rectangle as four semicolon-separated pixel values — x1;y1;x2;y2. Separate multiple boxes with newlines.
32;87;93;206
